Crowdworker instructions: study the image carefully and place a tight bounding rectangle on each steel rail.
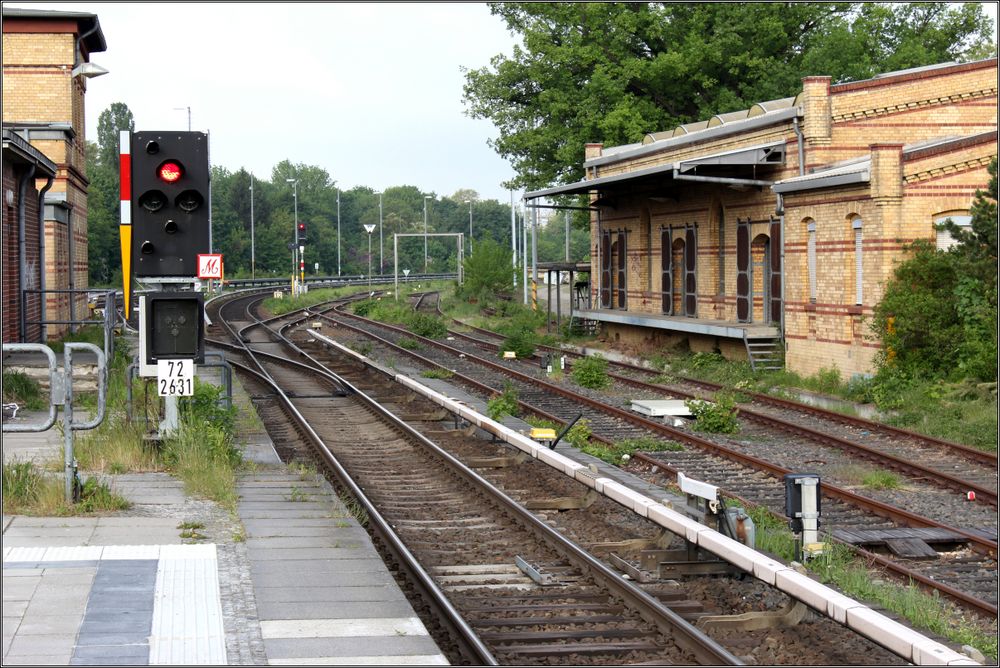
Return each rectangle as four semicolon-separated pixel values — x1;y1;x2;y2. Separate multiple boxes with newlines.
626;451;998;619
215;299;742;666
450;314;996;468
328;306;998;558
318;309;1000;618
441;323;997;506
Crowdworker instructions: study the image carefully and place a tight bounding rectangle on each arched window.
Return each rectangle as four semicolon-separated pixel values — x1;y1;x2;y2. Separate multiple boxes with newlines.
934;212;972;251
805;219;817;303
852;217;863;305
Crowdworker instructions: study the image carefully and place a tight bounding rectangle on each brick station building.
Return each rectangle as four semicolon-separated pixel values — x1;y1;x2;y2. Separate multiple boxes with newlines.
526;58;998;379
2;7;107;342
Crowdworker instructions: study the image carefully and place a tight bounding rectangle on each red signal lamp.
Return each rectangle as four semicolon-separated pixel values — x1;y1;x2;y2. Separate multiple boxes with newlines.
158;161;183;183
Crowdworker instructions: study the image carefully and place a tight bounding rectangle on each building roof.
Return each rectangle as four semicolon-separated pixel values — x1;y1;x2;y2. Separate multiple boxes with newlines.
772;133;996;194
2;7;107;55
2;129;58;176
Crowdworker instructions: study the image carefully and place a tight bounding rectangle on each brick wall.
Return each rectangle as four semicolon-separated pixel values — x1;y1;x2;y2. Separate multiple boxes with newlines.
3;24;93;339
584;59;997;379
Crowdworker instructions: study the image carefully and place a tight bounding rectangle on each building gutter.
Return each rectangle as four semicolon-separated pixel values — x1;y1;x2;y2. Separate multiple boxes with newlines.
37;175;54;341
17;164;37;342
586;107;801;169
671;169;773;188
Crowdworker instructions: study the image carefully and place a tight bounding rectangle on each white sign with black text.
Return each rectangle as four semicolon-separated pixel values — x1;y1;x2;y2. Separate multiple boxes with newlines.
157;359;195;396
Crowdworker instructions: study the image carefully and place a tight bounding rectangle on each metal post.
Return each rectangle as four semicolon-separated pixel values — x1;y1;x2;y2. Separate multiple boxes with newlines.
531;204;538;310
565;209;570;261
468;199;473;253
510;190;517;288
378;191;384;275
250;173;255;280
337;189;342;276
68;207;76;334
522;202;528;304
423;196;430;273
393;233;398;299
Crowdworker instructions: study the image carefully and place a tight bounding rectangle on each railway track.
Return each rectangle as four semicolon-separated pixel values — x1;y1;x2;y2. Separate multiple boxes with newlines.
303;292;997;619
207;290;745;665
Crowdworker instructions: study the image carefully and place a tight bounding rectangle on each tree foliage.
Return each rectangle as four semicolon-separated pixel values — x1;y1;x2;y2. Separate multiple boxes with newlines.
463;2;995;190
872;158;998;383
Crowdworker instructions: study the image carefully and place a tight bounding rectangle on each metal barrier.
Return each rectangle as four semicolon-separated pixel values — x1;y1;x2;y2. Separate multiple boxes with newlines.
2;342;107;503
22;288;118;363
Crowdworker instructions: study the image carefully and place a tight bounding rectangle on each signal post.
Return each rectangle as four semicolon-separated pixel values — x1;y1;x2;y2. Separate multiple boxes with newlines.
121;130;212;436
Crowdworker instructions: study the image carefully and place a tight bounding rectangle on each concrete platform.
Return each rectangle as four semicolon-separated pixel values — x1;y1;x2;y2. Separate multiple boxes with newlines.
2;352;449;665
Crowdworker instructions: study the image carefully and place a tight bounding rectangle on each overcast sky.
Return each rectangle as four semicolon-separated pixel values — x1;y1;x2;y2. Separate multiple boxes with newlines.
12;2;999;205
15;2;523;203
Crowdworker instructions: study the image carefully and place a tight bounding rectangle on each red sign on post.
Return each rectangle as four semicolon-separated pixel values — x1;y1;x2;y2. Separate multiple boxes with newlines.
197;254;223;279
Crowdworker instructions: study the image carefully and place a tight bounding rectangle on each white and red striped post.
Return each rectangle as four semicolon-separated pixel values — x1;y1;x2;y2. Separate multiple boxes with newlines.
119;130;132;315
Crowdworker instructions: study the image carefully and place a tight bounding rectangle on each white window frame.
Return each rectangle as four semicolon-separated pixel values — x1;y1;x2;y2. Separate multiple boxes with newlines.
935;214;972;251
852;218;863;306
806;220;817;303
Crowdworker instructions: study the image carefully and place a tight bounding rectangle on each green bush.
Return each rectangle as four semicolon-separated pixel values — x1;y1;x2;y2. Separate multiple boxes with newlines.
398;337;421;350
500;329;537;359
408;313;447;339
457;237;515;302
178;380;237;439
571;354;610;390
487;384;519;421
685;393;740;433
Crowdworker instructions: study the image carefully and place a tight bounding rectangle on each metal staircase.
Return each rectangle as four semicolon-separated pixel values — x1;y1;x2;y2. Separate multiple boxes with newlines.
744;333;784;372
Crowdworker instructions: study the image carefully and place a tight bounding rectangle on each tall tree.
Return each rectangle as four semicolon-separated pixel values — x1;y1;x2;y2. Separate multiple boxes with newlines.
96;102;135;171
463;2;994;190
87;103;135;285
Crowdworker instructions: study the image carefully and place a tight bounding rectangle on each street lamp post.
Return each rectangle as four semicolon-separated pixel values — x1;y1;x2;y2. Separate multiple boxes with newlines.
286;178;298;293
364;224;376;287
423;195;432;273
336;189;342;276
249;173;255;280
375;191;384;275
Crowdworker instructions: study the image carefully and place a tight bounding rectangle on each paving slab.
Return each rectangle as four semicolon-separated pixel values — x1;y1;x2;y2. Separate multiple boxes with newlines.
250;558;391;574
263;634;443;659
253;585;405;604
256;600;420;621
246;546;372;561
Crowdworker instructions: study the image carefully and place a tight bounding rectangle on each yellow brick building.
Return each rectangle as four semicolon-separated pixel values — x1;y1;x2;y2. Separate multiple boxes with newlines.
2;8;107;340
526;59;997;379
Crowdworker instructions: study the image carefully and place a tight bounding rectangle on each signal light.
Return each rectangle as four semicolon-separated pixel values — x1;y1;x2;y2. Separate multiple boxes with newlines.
158;161;183;183
131;131;210;277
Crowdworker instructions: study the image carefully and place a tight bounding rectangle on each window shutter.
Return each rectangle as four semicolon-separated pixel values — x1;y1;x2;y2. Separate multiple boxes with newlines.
685;224;697;317
617;231;627;309
736;218;750;322
769;216;782;325
661;228;672;314
600;230;611;307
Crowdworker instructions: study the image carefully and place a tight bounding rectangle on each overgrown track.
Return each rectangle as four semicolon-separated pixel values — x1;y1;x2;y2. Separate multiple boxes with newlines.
314;295;997;618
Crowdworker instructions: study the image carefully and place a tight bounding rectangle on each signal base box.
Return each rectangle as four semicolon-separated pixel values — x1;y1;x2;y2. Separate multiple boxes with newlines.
140;292;205;373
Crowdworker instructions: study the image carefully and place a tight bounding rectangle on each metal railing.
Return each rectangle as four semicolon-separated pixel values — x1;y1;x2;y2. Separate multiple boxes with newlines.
22;288;118;363
3;342;107;503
